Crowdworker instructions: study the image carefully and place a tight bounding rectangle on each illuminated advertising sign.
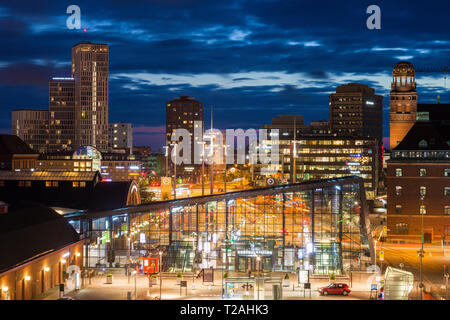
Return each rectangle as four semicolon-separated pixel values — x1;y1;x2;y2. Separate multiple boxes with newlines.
298;270;309;284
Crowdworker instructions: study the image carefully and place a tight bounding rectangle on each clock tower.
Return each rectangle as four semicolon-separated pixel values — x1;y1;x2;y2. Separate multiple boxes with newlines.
389;61;417;150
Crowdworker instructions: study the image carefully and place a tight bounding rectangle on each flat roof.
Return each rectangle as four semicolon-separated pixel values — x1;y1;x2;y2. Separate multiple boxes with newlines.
0;171;100;181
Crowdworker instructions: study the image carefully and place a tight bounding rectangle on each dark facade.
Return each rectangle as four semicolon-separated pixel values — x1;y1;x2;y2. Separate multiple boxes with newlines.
262;115;331;139
387;120;450;244
165;96;203;182
0;134;39;171
48;78;75;152
0;171;141;211
329;83;383;143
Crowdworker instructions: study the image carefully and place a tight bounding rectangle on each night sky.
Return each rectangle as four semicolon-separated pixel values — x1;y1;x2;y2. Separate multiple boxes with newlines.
0;0;449;150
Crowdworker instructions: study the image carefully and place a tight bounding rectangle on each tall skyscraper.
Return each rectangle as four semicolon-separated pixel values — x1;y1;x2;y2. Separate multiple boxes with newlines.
389;61;417;150
329;83;383;143
72;42;109;151
48;78;75;152
166;96;203;181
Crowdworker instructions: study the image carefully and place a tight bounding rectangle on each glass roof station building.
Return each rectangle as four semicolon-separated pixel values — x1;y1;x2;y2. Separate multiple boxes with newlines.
65;176;375;276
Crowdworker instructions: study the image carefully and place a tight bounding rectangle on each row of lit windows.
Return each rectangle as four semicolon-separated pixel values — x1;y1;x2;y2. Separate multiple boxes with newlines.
395;168;450;177
395;186;450;196
394;205;450;215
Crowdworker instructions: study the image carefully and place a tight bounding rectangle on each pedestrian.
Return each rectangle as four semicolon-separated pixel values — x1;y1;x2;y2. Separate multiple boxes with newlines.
247;267;252;278
125;263;129;276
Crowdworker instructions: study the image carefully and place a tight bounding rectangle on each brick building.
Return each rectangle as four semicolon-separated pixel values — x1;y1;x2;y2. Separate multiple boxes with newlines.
387;120;450;244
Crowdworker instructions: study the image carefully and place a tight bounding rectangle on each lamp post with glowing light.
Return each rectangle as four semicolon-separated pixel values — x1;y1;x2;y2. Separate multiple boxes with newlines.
256;256;261;300
159;251;163;300
418;195;425;300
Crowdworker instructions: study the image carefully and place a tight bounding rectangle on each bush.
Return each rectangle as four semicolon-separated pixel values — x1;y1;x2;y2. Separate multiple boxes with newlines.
177;272;183;278
284;273;290;280
329;273;335;281
223;272;228;279
107;273;113;277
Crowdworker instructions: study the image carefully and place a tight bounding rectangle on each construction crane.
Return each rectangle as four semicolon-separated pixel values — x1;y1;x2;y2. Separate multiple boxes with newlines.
415;65;449;89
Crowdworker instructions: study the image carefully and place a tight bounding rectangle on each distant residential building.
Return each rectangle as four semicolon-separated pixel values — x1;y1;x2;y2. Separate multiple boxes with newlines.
389;61;417;150
166;96;203;182
329;83;383;143
48;78;75;152
0;135;39;171
11;109;49;153
108;123;133;151
387;120;450;244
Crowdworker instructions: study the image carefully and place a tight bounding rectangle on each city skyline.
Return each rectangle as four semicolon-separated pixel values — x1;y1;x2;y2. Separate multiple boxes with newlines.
0;1;449;150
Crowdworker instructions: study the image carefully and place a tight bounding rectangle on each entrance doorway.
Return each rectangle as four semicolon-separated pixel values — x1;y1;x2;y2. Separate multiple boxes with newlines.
424;232;432;244
237;256;271;272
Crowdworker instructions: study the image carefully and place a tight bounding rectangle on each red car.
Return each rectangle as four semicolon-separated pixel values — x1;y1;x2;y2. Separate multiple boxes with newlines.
319;283;351;296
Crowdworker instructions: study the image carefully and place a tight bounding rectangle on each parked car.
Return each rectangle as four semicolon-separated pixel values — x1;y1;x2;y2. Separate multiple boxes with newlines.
318;283;351;296
58;296;74;300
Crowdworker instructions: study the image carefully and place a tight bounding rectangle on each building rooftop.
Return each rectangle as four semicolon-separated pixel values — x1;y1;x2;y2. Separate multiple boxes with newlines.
0;171;101;181
393;121;450;151
0;134;38;155
0;202;79;273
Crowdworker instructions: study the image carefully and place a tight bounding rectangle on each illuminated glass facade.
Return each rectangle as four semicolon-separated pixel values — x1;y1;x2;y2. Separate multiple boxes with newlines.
260;137;379;200
67;176;374;275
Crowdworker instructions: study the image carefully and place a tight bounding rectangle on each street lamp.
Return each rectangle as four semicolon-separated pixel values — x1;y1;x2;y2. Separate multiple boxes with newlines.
418;195;425;300
256;256;261;300
170;143;178;200
132;270;137;300
159;251;163;300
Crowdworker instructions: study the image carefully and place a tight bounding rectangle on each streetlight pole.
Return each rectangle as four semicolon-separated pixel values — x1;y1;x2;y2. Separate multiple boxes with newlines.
418;195;425;300
202;142;205;196
256;256;261;300
133;271;137;300
223;145;227;193
171;143;177;200
164;146;169;177
210;105;214;196
159;251;163;300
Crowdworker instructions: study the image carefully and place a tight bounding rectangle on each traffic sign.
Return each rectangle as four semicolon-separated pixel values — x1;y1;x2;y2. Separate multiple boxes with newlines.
379;251;384;261
266;178;275;186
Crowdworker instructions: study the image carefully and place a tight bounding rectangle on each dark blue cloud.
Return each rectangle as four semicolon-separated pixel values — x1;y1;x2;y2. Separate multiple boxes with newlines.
0;0;449;150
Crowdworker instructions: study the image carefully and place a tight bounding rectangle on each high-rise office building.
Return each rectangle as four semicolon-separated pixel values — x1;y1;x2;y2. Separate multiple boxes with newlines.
11;109;49;153
108;122;133;151
389;61;417;150
329;83;383;143
72;42;109;151
48;78;75;152
11;42;110;154
166;96;203;181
